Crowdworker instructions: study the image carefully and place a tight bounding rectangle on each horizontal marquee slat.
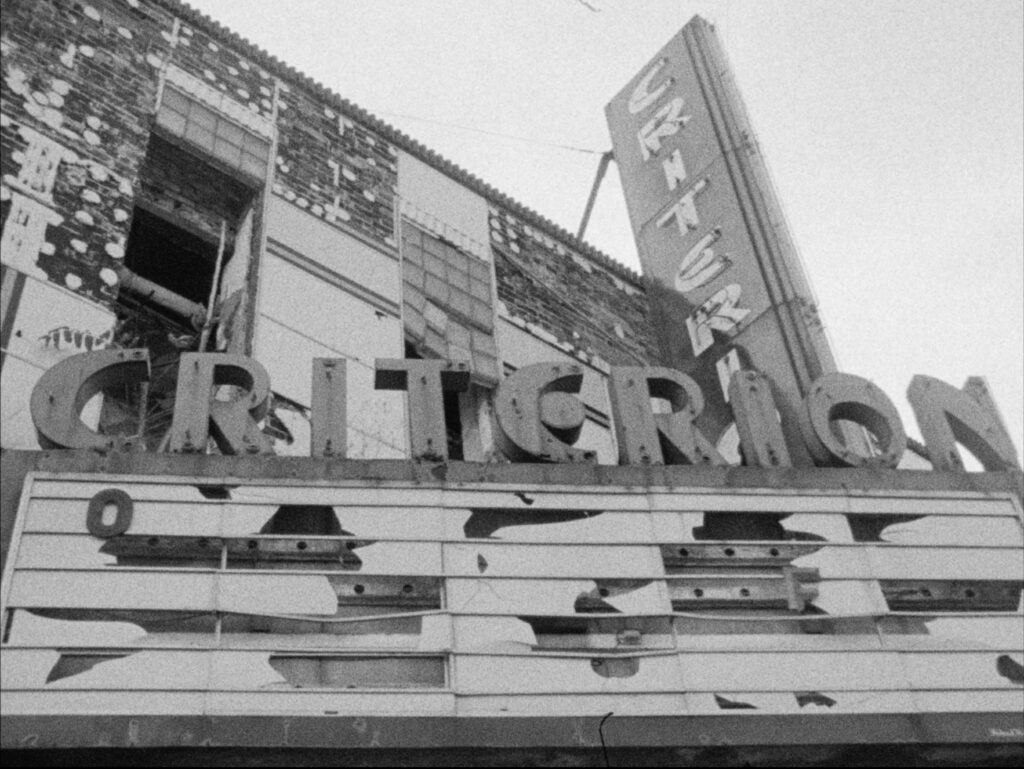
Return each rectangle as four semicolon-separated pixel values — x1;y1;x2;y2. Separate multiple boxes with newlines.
10;539;1021;583
26;477;1019;518
6;572;340;614
12;535;445;576
0;690;456;716
455;690;1024;716
4;687;1020;719
452;651;1024;694
1;649;451;692
672;615;1024;653
5;645;1021;697
7;570;1019;627
23;498;1022;548
4;610;453;651
677;651;1023;692
9;610;1017;655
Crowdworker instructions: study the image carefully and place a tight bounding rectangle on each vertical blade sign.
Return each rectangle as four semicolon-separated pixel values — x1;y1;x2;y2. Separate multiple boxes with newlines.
606;17;840;455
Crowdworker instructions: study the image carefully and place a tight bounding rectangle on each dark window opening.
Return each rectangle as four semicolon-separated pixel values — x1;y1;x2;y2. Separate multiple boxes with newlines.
405;339;464;459
119;133;258;324
125;206;222;307
100;133;260;451
443;389;464;460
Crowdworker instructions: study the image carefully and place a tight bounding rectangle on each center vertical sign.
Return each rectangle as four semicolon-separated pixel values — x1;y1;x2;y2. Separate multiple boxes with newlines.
606;16;840;461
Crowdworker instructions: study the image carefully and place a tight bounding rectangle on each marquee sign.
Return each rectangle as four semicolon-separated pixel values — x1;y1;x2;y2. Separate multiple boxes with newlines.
2;472;1022;736
27;349;1022;474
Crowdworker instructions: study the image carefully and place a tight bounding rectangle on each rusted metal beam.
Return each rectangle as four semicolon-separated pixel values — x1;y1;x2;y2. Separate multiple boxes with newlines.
115;265;206;327
576;150;614;241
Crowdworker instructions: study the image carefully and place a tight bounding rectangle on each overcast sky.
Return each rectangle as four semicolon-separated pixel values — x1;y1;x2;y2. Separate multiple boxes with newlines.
186;0;1023;459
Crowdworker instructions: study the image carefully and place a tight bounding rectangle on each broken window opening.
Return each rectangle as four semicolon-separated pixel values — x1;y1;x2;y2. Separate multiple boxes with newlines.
46;652;131;683
99;134;261;450
122;134;256;323
268;654;446;689
124;205;223;310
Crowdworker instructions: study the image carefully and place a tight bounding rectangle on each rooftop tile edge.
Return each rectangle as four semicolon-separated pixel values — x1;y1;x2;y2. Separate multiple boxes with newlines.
156;0;645;288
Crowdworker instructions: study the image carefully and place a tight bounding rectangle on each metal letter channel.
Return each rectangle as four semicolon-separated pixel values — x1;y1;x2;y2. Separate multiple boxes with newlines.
637;97;691;161
493;362;594;463
907;375;1021;471
799;373;906;468
30;349;150;450
168;353;274;455
728;369;792;468
629;57;673;114
608;366;726;466
676;228;731;293
310;358;347;458
656;178;709;236
375;358;470;461
662;148;687;191
685;284;750;356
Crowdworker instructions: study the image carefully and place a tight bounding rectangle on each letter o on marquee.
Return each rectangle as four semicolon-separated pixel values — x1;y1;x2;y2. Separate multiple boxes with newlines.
800;373;907;468
86;488;134;538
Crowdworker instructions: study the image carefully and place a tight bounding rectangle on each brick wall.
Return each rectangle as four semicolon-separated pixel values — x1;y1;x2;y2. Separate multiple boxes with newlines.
1;0;173;303
274;84;397;250
2;0;653;374
488;203;660;367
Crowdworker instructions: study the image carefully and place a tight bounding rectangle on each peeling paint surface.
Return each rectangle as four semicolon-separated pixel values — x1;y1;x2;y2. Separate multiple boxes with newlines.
2;472;1021;726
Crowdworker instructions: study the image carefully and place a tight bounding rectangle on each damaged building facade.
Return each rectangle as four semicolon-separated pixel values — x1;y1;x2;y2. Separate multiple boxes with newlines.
1;0;1022;764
